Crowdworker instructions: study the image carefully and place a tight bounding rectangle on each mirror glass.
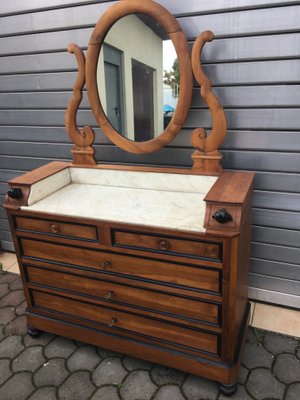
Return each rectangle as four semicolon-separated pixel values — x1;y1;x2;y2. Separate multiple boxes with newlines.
96;14;179;142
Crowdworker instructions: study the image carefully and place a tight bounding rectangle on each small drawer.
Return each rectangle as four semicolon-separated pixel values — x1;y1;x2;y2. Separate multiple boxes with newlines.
205;205;239;230
113;229;222;262
31;289;220;356
26;265;221;327
20;239;221;294
15;216;98;242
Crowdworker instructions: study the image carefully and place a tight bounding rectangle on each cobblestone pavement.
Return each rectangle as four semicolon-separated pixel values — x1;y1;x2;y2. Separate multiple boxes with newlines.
0;271;299;400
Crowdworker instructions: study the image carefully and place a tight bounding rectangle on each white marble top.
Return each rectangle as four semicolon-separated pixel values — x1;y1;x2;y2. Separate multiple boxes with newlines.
22;168;218;233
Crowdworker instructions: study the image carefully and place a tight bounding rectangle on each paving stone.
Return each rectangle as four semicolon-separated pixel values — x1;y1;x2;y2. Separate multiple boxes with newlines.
0;306;16;325
58;371;95;400
120;370;157;400
0;273;18;284
34;358;69;387
242;341;274;369
153;385;184;400
219;385;253;400
238;366;249;384
0;359;12;385
96;347;123;358
44;336;77;359
182;374;218;400
0;325;4;341
28;387;57;400
90;386;120;400
151;365;186;385
0;372;35;400
123;355;153;371
263;332;298;355
12;346;45;372
4;315;27;335
15;301;27;316
0;335;24;358
285;383;300;400
9;278;24;291
273;353;300;384
247;327;264;344
24;331;54;347
92;357;127;385
246;368;285;400
0;289;24;307
67;345;101;371
0;283;9;298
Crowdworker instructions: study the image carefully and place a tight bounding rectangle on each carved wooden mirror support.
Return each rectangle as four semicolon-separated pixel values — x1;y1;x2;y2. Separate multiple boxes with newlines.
65;0;227;174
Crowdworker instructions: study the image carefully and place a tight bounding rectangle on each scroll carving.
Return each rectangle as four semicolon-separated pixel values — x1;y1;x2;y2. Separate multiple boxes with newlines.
65;43;96;165
191;31;227;174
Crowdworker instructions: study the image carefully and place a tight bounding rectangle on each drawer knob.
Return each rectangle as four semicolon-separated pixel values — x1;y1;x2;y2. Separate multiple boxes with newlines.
108;317;117;327
158;240;170;251
212;208;233;224
49;223;59;234
104;290;114;299
102;260;112;270
7;188;23;199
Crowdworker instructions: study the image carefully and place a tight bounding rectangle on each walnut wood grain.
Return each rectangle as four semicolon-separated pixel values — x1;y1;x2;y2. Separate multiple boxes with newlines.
191;31;227;173
26;266;220;327
20;238;221;294
85;0;193;154
31;289;219;355
65;44;96;165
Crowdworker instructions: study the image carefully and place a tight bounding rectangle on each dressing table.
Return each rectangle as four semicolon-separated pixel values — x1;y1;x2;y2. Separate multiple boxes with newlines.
4;0;254;395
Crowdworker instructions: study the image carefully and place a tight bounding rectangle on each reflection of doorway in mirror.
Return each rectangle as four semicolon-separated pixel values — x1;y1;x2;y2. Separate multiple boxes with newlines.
103;44;125;133
132;60;154;141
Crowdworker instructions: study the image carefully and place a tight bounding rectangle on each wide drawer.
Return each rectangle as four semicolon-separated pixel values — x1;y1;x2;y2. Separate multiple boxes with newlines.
20;238;221;294
113;229;222;262
26;265;220;327
31;289;219;356
15;216;98;242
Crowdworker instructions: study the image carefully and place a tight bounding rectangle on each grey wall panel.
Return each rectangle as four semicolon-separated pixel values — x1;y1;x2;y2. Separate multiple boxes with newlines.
222;151;300;173
0;0;299;307
253;209;300;230
251;258;300;281
192;86;300;108
252;226;300;248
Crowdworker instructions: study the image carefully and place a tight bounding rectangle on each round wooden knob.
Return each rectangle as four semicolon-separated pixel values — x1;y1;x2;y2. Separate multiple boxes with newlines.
104;290;114;299
108;317;117;327
49;223;59;234
158;240;170;251
102;260;112;270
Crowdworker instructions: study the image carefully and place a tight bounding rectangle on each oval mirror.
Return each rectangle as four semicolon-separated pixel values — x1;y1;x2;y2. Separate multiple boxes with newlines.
86;0;193;154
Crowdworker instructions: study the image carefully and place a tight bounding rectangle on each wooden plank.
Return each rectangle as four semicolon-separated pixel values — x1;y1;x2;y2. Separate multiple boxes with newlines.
0;92;89;108
253;172;300;193
0;72;77;91
0;241;14;252
1;142;72;159
252;226;300;248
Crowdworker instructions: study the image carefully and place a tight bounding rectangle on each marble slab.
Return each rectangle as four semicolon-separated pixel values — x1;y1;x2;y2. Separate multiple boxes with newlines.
23;168;218;232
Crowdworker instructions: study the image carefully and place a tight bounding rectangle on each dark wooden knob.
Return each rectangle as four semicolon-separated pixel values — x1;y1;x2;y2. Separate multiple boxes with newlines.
158;240;170;251
108;317;117;327
212;208;233;224
49;223;59;234
102;260;112;270
104;290;114;299
7;188;23;199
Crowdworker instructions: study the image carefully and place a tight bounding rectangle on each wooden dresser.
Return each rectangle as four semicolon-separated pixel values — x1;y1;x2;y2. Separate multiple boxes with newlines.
4;0;254;395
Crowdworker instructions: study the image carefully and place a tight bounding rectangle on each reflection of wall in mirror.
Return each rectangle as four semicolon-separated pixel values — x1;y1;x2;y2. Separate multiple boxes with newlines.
97;14;163;140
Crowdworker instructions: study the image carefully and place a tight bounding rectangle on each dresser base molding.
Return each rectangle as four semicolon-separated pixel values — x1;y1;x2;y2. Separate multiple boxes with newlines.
26;302;250;387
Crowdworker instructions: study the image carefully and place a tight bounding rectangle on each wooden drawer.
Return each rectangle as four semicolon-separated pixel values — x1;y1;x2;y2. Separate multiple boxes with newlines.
15;216;98;242
26;265;220;327
31;289;219;356
113;229;222;262
20;239;221;294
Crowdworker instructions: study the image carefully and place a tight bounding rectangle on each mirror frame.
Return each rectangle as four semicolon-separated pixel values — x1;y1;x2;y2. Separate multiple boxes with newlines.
86;0;193;154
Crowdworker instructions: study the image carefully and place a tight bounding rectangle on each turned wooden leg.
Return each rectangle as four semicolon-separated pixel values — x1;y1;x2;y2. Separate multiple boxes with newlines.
27;328;42;338
218;383;237;396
